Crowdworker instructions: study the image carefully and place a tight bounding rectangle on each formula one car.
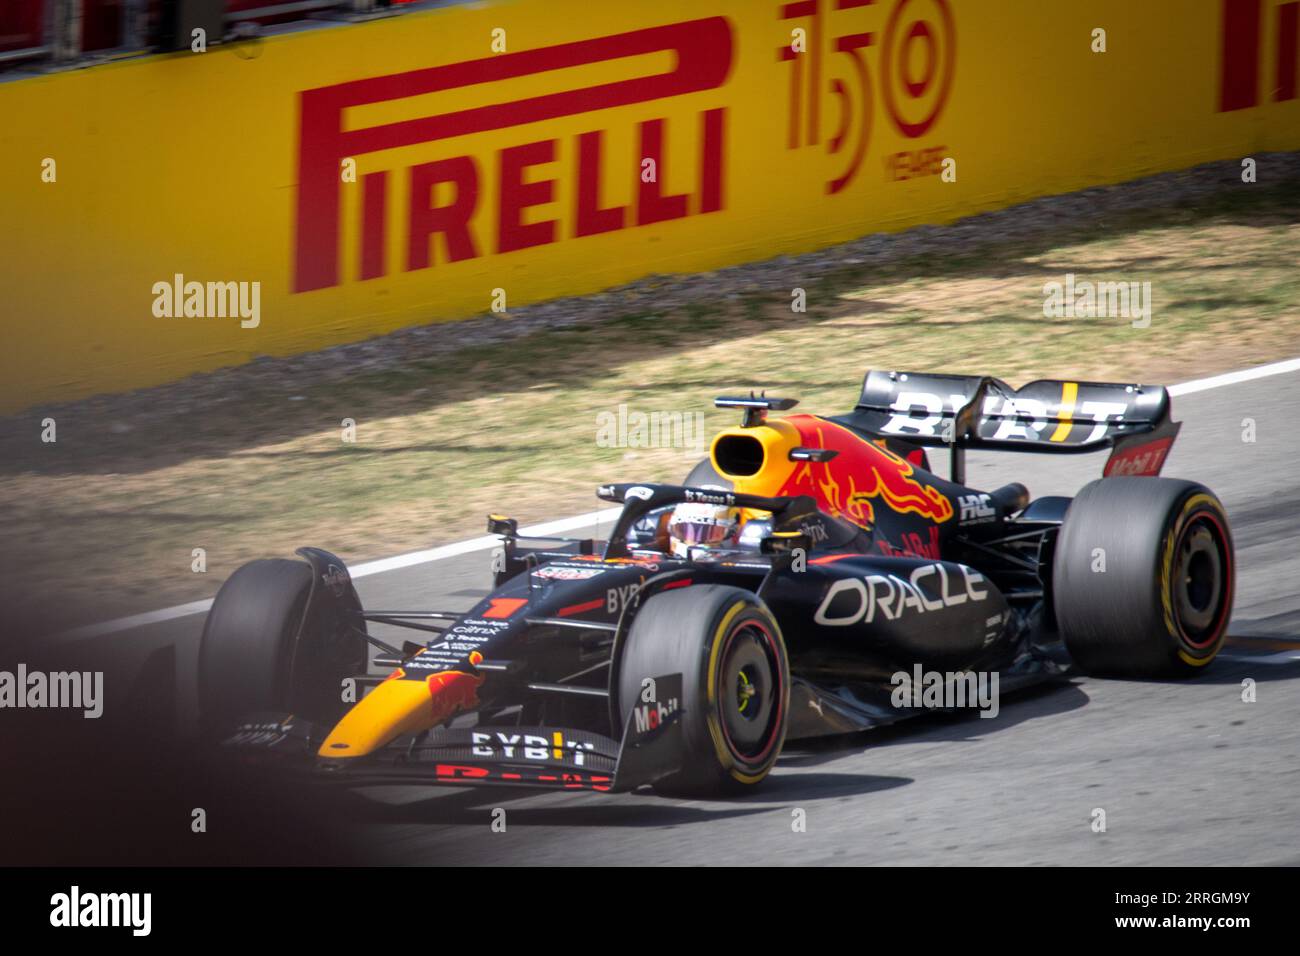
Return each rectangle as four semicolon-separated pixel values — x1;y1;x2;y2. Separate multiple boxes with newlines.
201;370;1234;796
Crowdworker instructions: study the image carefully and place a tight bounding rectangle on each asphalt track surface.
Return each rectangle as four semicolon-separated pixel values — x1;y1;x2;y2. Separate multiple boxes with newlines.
9;365;1300;866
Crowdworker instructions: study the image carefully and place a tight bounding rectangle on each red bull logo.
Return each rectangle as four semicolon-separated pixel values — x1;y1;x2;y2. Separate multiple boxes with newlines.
778;416;953;528
424;667;485;727
318;654;484;758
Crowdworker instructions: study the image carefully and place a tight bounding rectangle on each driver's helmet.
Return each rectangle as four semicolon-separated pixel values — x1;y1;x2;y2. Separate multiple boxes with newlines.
668;501;741;557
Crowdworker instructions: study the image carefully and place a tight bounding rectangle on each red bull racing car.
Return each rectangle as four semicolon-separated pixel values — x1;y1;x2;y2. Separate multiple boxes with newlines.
201;370;1234;796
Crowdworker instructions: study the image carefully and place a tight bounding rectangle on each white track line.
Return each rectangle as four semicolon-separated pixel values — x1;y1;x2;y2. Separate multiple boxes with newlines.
49;356;1300;642
1167;356;1300;397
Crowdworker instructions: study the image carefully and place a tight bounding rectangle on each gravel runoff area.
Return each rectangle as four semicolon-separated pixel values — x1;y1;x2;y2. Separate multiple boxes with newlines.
9;152;1299;427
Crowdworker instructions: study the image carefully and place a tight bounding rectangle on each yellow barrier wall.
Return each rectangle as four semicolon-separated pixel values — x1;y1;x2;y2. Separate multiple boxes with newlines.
1;0;1297;411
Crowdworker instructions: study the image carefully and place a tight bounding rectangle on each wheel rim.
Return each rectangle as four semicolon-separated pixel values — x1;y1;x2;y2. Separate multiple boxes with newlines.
718;620;783;764
1173;513;1230;649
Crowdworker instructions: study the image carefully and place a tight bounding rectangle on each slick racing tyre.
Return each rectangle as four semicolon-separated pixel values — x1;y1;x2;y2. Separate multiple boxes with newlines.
198;558;366;731
617;585;789;796
1053;477;1233;677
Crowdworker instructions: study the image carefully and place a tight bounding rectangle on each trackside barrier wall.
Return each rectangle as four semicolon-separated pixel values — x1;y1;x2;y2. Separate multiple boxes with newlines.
0;0;1297;411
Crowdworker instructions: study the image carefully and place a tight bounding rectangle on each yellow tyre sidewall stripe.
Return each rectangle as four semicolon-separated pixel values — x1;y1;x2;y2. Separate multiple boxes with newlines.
705;600;787;785
1163;493;1230;667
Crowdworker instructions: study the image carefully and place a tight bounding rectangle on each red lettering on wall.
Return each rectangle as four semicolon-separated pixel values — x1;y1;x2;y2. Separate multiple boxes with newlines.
407;156;479;271
1218;0;1297;110
780;0;953;194
294;17;733;292
497;139;558;254
360;170;388;280
699;108;725;213
1278;2;1298;101
637;118;690;225
575;130;626;237
1220;0;1262;110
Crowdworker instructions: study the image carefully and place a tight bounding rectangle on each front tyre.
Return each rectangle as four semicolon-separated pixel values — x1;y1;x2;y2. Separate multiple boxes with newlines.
199;558;366;731
1053;477;1234;677
617;585;789;796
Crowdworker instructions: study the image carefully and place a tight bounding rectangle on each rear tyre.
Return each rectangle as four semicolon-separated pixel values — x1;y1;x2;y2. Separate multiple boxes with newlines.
1053;477;1233;677
617;585;789;796
198;558;366;731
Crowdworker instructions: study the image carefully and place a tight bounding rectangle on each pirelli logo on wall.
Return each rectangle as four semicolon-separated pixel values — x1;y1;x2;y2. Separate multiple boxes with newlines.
293;18;732;294
292;0;958;296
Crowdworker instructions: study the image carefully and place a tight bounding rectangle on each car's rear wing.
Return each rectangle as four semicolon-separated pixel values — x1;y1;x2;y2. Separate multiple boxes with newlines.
838;370;1180;483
